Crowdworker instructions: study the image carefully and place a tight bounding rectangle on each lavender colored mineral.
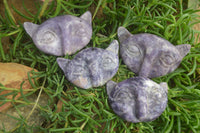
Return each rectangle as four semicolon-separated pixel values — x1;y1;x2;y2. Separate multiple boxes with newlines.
106;77;168;123
24;11;92;56
118;27;191;78
57;40;119;89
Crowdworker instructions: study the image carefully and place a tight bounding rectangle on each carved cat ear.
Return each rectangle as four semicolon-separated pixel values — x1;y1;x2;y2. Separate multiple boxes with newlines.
106;40;119;54
176;44;191;58
23;22;39;37
159;82;168;92
106;80;117;96
117;27;132;43
57;58;71;73
80;11;92;25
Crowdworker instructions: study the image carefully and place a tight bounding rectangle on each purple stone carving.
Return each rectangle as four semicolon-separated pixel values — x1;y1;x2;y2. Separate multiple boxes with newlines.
24;11;92;56
57;40;119;89
106;77;168;123
118;27;191;78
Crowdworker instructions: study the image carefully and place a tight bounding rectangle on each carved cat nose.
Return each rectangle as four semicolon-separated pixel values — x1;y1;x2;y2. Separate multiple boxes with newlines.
90;70;102;87
138;52;159;78
87;63;103;87
138;59;152;77
63;44;72;55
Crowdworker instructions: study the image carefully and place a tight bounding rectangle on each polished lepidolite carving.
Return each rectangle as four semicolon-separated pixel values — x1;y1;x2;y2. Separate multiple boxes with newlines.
57;40;119;89
24;11;92;56
118;27;191;78
106;77;168;123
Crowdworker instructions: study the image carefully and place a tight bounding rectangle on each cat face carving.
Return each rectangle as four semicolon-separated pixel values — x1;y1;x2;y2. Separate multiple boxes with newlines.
118;27;191;78
57;40;119;89
106;77;168;123
24;11;92;56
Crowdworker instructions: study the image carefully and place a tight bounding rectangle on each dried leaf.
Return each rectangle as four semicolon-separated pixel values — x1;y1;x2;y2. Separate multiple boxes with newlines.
0;63;38;112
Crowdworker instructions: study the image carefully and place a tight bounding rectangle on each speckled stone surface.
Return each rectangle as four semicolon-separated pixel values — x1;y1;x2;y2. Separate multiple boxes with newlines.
118;27;191;78
0;93;50;132
106;77;168;123
24;11;92;56
57;40;119;89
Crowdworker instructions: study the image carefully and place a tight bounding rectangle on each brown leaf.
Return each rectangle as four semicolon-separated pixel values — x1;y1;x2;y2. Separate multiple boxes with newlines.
188;1;200;43
0;0;42;24
0;63;38;112
1;37;10;55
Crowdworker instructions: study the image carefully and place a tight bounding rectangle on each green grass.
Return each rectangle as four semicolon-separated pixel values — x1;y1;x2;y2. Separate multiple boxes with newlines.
0;0;200;132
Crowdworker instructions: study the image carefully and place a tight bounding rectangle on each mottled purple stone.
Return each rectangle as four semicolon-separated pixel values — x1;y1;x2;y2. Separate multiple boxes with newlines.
106;77;168;123
57;40;119;89
118;27;191;78
23;11;92;56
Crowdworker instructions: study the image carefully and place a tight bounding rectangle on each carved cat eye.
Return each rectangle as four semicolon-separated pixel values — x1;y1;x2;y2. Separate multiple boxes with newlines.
126;44;142;57
102;56;116;69
159;54;176;67
39;30;57;44
112;86;133;101
73;66;85;75
75;26;87;36
115;91;132;101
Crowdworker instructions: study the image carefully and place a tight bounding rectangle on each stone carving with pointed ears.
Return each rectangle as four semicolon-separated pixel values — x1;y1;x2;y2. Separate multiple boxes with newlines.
57;40;119;89
118;27;191;78
106;77;168;123
24;11;92;56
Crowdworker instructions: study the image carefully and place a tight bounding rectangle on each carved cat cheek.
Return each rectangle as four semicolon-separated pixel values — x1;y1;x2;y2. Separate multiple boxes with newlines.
70;19;91;37
71;24;88;37
111;97;131;115
67;59;85;76
69;62;91;88
112;102;129;114
111;89;136;120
